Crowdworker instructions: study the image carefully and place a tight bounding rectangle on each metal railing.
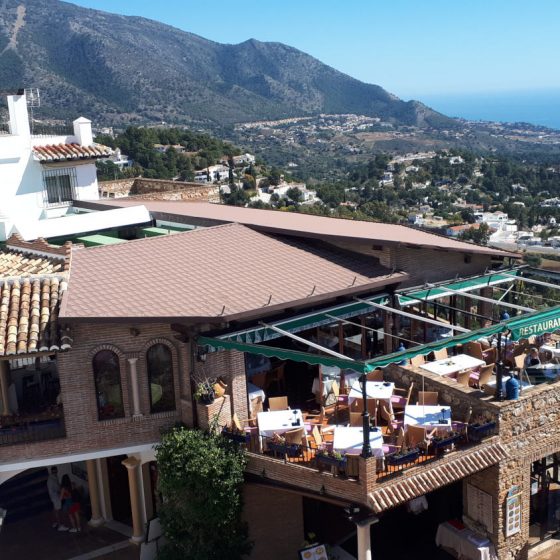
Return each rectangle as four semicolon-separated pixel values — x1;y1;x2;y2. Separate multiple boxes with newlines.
30;122;74;137
0;417;66;446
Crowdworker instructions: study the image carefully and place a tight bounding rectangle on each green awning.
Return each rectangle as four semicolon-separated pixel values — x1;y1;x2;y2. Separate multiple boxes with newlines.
197;335;372;373
218;294;389;344
505;305;560;341
398;270;520;307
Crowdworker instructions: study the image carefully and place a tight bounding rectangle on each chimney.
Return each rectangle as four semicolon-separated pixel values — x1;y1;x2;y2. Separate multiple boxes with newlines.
73;117;93;147
7;92;30;137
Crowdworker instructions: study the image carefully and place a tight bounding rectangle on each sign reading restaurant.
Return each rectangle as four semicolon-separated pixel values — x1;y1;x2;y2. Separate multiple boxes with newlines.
510;314;560;340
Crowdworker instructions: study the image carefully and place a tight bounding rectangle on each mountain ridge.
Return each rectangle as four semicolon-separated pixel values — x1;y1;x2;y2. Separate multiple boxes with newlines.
0;0;455;128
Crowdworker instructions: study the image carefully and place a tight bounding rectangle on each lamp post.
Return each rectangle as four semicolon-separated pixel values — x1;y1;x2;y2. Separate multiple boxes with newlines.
360;373;372;458
495;332;505;401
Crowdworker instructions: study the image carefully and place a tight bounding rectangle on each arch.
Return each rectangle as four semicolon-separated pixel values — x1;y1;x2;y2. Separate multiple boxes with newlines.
93;349;125;420
146;343;176;413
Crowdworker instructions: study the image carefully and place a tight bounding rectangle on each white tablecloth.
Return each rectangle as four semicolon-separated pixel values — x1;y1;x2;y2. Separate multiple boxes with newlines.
332;426;384;457
436;522;497;560
540;344;560;358
248;382;265;402
420;354;485;377
257;409;304;439
348;381;394;405
404;405;452;430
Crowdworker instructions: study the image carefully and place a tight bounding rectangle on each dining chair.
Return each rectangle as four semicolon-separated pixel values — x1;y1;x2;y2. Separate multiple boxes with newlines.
392;382;414;412
464;341;484;361
483;347;497;365
303;406;325;425
284;427;306;446
379;404;404;433
433;348;448;361
349;411;362;427
409;354;426;368
417;391;439;406
406;425;436;449
366;368;384;381
470;363;494;388
268;396;289;411
332;380;349;423
456;370;471;387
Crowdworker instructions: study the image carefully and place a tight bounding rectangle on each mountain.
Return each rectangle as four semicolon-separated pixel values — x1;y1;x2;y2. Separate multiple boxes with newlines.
0;0;455;128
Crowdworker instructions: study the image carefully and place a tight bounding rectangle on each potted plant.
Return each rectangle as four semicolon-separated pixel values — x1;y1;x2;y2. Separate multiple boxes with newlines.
192;370;218;405
316;449;347;469
386;446;420;466
431;431;462;452
467;416;497;442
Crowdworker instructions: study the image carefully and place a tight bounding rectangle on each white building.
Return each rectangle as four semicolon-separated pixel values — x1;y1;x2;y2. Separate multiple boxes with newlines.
0;92;150;241
195;164;231;184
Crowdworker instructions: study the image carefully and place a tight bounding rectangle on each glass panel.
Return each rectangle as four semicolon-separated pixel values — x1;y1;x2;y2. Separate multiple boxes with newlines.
147;344;175;413
93;350;124;420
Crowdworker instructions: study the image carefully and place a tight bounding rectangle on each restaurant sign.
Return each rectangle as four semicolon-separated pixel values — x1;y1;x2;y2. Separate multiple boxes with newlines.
509;312;560;341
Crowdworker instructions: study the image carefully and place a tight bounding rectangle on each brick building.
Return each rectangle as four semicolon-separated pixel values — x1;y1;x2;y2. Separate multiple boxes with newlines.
10;202;560;559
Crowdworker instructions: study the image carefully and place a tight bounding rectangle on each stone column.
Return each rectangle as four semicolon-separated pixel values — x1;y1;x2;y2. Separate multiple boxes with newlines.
0;361;11;416
121;456;144;544
86;459;104;527
356;516;378;560
127;358;142;418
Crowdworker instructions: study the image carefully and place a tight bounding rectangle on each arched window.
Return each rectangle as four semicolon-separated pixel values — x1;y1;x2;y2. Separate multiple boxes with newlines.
93;350;124;420
147;343;175;413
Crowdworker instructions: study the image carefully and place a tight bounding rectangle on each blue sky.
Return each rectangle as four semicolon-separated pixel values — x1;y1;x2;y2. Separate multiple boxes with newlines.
70;0;560;100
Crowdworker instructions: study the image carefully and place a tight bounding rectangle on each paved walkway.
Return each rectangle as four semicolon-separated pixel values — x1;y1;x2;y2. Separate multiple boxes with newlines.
0;512;137;560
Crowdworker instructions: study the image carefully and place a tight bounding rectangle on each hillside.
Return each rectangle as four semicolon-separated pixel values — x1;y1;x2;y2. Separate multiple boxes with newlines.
0;0;454;127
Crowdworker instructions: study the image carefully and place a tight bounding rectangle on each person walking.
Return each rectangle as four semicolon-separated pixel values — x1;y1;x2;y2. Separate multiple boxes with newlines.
60;474;81;533
47;466;67;531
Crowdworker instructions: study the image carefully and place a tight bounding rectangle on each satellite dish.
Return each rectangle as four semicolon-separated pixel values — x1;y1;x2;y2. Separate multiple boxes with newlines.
24;88;40;108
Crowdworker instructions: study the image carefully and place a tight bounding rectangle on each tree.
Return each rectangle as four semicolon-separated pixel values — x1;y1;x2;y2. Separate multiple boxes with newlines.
460;223;490;245
156;427;252;560
286;187;303;205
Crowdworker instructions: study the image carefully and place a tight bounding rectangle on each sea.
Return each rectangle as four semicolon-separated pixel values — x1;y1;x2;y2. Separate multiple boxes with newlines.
416;90;560;131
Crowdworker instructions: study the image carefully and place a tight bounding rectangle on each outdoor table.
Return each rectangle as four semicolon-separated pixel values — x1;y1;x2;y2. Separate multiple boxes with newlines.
257;409;304;440
311;365;341;399
404;404;452;431
483;376;532;395
419;354;485;377
435;522;497;560
348;381;394;406
540;344;560;358
332;426;384;457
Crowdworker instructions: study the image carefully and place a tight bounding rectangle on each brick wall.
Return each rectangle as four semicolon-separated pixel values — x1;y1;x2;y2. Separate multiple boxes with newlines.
0;322;187;466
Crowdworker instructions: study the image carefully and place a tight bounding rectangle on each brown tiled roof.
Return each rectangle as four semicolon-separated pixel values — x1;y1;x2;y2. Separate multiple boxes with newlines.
83;200;518;258
61;223;408;321
33;143;113;162
367;441;506;513
0;249;65;277
0;276;68;356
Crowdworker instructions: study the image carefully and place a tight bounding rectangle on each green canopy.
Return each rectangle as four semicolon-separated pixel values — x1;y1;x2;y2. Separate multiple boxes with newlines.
505;305;560;341
398;269;520;306
197;335;373;373
217;294;389;344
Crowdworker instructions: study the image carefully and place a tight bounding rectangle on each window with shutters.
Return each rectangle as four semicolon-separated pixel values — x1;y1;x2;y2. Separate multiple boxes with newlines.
42;168;77;206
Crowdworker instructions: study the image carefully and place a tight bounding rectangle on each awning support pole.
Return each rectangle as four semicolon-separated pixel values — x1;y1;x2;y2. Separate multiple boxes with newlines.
354;298;471;334
433;286;535;313
360;373;372;458
260;323;354;361
501;272;560;291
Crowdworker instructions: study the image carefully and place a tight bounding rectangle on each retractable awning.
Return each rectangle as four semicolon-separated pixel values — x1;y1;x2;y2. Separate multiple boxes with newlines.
197;335;373;373
398;269;520;307
216;294;389;344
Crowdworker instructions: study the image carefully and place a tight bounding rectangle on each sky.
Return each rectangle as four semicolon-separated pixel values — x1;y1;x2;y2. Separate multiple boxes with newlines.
70;0;560;101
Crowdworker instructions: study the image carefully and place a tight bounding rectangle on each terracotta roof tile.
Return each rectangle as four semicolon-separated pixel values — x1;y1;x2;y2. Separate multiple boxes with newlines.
0;248;65;277
85;200;518;258
33;143;113;162
367;441;506;513
61;223;408;321
0;276;68;356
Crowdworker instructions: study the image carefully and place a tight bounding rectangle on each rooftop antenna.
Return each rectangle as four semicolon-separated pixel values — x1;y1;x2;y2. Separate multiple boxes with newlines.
24;88;40;134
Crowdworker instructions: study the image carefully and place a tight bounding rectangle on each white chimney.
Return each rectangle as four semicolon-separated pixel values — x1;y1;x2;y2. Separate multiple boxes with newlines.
73;117;93;147
7;93;30;138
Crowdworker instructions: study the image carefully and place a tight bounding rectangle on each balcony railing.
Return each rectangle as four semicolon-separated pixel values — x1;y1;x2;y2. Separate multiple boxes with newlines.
0;408;66;446
30;122;74;137
222;419;498;483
